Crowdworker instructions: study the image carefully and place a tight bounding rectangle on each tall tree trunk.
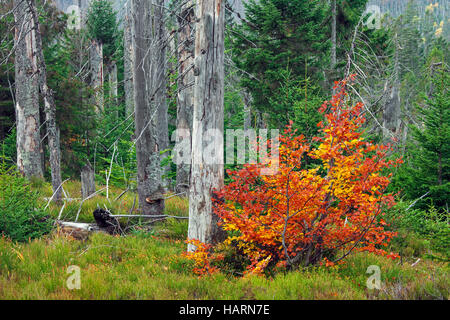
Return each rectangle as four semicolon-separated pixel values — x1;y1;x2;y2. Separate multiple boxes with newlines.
175;0;195;195
243;91;252;131
27;0;63;201
131;0;165;215
331;0;337;69
81;161;95;199
157;23;169;191
107;61;118;117
90;38;104;113
124;1;134;117
383;32;401;138
13;0;43;179
188;0;226;251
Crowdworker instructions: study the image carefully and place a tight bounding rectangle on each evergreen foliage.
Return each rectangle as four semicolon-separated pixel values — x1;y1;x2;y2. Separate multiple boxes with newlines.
86;0;119;59
393;49;449;211
0;160;53;242
230;0;330;126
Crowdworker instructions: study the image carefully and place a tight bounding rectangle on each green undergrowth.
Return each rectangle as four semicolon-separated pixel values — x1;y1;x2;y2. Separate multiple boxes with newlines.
0;232;448;299
0;180;448;300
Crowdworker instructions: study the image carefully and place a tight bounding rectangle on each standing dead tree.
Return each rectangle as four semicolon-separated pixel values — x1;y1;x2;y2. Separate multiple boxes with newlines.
13;0;43;179
27;0;63;202
123;0;134;117
187;0;226;251
131;0;167;215
175;0;195;195
89;38;104;113
344;16;400;142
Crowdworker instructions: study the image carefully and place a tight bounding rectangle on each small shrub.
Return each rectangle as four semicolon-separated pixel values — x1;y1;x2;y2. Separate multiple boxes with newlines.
208;78;401;275
0;162;53;242
385;201;449;259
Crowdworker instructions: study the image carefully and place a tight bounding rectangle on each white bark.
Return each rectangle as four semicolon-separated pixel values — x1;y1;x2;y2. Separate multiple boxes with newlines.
28;0;63;201
383;32;401;138
107;61;118;117
243;91;252;131
81;162;95;199
14;0;43;179
90;38;104;113
175;0;195;195
188;0;226;250
331;0;337;69
124;1;134;117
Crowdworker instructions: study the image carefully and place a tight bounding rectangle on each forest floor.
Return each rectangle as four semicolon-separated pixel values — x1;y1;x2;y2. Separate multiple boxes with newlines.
0;181;448;299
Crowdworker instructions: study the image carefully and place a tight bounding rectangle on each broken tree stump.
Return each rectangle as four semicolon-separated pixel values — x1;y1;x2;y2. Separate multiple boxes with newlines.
81;162;96;199
93;208;122;235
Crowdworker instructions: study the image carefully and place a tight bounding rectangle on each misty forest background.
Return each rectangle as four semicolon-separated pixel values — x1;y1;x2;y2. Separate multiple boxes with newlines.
0;0;448;299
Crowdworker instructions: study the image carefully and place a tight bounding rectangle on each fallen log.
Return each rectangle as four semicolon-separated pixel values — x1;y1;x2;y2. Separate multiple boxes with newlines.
55;220;103;240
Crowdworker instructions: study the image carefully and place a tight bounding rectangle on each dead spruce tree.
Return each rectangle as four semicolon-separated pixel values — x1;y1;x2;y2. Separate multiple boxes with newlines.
331;0;337;69
175;0;195;195
27;0;63;202
89;38;103;113
131;0;166;215
187;0;226;251
13;0;43;179
123;0;134;117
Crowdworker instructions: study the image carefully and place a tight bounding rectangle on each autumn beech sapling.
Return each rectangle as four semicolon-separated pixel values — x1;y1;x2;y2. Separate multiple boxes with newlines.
186;78;402;276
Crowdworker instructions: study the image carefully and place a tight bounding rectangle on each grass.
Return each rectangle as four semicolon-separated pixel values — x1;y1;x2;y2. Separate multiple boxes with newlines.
0;233;448;299
0;180;448;300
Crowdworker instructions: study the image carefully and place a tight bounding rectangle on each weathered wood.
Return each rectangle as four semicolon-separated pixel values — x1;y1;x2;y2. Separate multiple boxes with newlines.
188;0;226;251
156;38;170;191
57;220;98;232
13;0;43;179
56;220;98;240
28;0;63;202
175;0;195;195
123;1;134;117
383;32;401;138
131;0;166;215
331;0;337;69
107;61;118;117
81;162;96;199
243;91;252;131
90;38;104;113
93;208;122;235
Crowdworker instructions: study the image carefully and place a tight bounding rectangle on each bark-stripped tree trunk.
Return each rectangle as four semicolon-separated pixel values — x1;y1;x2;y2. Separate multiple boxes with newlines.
131;0;165;215
156;24;169;191
13;0;43;179
107;61;118;117
243;91;252;131
27;0;63;201
124;1;134;117
158;100;170;190
383;32;401;139
331;0;337;69
90;38;104;113
154;1;169;191
175;0;195;195
188;0;226;251
81;162;95;199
